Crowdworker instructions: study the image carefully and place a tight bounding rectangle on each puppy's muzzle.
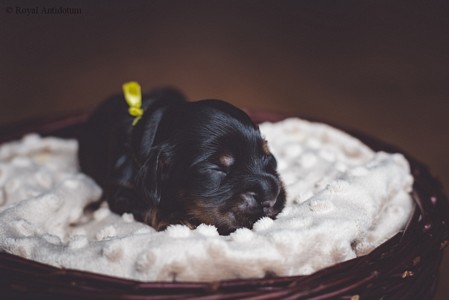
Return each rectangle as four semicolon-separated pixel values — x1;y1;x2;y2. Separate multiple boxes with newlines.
240;174;282;216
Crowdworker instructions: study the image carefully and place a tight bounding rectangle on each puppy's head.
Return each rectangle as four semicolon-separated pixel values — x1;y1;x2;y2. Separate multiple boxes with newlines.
135;100;286;235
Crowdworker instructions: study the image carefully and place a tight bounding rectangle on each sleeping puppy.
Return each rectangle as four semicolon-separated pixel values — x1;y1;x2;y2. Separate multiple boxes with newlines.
78;87;286;235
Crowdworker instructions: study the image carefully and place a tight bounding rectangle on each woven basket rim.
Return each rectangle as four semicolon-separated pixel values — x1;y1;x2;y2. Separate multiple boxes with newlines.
1;110;448;299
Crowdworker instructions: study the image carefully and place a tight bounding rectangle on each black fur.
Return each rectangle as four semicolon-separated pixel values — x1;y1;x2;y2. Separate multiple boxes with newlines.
78;88;286;235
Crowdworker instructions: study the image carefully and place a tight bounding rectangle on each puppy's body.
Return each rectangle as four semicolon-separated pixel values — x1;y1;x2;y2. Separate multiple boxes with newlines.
79;88;286;234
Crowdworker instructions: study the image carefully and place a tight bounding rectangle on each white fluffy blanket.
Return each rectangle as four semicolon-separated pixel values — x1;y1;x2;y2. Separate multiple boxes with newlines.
0;118;414;282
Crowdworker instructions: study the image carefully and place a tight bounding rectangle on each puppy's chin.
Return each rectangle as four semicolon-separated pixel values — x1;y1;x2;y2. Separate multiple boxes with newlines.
177;187;287;235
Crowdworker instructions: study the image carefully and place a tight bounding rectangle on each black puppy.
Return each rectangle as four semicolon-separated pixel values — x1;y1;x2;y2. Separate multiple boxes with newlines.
79;87;286;235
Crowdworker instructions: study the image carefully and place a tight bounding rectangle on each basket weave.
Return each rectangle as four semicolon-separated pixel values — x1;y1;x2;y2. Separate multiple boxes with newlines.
0;111;448;300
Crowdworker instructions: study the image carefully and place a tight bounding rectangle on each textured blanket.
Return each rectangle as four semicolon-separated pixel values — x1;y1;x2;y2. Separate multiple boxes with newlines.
0;118;414;281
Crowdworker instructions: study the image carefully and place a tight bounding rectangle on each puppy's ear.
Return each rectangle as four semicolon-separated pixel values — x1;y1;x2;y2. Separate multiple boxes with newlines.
131;88;184;208
135;143;173;207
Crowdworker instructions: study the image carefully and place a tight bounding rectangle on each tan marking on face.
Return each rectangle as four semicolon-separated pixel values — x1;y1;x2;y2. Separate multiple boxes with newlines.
144;209;169;231
219;153;235;167
184;199;227;228
262;140;271;155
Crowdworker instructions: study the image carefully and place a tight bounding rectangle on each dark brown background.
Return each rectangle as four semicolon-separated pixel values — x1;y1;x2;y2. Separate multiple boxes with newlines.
1;1;448;298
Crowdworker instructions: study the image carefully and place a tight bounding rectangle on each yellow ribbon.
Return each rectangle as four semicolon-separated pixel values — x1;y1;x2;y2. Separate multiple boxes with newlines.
122;81;143;126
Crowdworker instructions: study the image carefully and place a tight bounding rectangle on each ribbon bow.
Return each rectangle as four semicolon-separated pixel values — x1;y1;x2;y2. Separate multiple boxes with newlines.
122;81;143;126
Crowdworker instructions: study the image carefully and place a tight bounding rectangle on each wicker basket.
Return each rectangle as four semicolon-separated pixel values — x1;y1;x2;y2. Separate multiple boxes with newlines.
0;111;448;300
